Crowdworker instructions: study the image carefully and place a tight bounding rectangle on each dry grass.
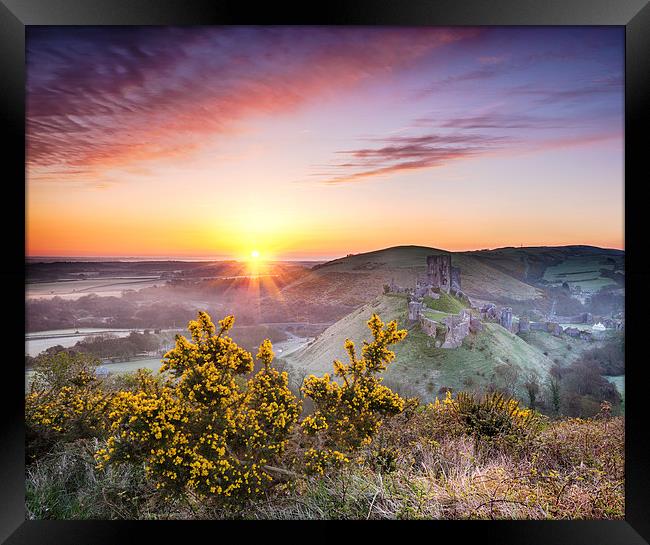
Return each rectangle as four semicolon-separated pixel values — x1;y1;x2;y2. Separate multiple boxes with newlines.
246;415;623;520
26;410;623;520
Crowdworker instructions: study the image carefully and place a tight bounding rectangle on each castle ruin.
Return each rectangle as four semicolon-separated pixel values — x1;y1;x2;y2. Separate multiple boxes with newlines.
451;266;462;292
408;300;423;321
426;254;452;294
499;307;513;332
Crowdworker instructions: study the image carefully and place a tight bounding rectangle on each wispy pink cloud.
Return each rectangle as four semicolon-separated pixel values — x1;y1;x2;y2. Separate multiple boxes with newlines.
316;133;510;185
27;27;479;184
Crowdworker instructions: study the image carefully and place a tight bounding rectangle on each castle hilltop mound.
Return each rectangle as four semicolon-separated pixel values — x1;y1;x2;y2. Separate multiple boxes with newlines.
282;293;577;401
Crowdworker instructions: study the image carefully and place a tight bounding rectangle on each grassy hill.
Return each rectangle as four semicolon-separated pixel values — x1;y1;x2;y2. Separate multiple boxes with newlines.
268;246;545;324
517;330;595;365
467;245;624;291
271;244;625;326
423;292;468;314
283;293;564;401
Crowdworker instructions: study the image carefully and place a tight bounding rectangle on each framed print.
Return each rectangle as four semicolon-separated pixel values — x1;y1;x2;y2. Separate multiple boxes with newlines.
2;0;649;542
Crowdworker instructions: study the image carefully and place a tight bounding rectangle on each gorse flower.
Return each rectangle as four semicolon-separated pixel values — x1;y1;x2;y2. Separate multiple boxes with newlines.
96;312;301;502
300;313;407;474
26;367;111;442
28;311;409;499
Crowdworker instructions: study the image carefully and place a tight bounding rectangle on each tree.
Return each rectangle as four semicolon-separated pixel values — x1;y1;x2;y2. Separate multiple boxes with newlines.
30;349;100;391
547;376;561;416
523;373;540;410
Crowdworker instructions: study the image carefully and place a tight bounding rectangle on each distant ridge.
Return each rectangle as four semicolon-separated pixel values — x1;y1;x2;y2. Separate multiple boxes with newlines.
315;243;624;270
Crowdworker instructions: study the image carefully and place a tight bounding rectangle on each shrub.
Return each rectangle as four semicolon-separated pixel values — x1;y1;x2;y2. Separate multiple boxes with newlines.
300;314;407;474
26;355;112;461
96;312;301;504
434;391;543;453
29;350;100;391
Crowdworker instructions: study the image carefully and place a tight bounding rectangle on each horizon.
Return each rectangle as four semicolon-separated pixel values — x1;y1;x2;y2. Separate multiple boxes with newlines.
27;26;624;257
26;241;625;264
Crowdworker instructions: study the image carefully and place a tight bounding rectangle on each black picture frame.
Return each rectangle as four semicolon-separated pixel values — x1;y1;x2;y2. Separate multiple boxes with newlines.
2;0;648;542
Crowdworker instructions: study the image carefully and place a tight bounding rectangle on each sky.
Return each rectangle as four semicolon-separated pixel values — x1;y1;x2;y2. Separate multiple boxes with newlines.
26;26;624;260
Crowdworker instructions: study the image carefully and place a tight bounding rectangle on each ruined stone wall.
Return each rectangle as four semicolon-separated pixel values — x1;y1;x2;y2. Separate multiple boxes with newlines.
500;307;513;331
408;300;423;321
451;266;461;292
564;326;580;338
470;316;483;333
518;316;530;333
529;321;562;336
480;303;498;321
529;322;547;331
426;254;452;293
441;309;471;348
419;315;439;338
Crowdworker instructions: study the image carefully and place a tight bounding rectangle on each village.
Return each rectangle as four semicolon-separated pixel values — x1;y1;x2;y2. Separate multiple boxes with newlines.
386;253;624;349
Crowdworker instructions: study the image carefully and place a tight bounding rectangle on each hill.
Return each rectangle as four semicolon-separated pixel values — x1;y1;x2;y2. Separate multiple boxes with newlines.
265;244;624;325
265;245;544;325
467;245;624;291
283;293;561;401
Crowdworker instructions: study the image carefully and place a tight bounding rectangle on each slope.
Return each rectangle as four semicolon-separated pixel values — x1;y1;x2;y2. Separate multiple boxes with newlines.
283;293;558;402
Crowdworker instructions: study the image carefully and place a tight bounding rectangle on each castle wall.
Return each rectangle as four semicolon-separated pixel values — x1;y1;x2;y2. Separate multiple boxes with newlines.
500;307;513;331
441;309;471;348
426;254;452;293
408;300;423;321
419;315;438;337
451;266;461;291
518;316;530;333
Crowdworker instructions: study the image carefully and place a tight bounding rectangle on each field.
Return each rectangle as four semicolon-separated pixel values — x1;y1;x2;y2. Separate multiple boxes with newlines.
25;328;144;357
26;277;166;300
542;256;620;291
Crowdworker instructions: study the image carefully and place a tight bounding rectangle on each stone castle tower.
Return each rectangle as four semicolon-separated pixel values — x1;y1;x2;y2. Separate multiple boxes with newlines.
426;254;452;293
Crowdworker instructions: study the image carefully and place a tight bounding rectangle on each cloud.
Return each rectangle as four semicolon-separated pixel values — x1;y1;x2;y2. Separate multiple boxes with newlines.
27;27;475;184
416;50;579;97
417;113;571;130
507;77;623;105
316;133;510;185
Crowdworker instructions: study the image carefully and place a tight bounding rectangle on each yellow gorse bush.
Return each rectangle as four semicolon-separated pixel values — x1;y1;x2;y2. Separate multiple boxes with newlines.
26;368;111;439
432;390;542;444
96;312;301;501
300;314;407;474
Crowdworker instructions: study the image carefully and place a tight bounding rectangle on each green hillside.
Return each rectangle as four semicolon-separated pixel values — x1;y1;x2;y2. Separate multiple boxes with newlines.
467;245;624;290
517;330;595;365
283;293;562;401
283;294;407;379
423;292;468;314
387;321;554;401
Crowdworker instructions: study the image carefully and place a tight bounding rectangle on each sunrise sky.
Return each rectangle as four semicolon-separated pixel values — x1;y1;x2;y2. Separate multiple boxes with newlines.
26;26;624;260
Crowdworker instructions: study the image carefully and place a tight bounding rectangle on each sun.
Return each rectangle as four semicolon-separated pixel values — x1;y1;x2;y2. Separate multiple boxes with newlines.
250;249;260;259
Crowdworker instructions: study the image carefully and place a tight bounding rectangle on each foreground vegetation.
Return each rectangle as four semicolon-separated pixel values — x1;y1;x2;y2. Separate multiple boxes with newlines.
25;312;624;520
